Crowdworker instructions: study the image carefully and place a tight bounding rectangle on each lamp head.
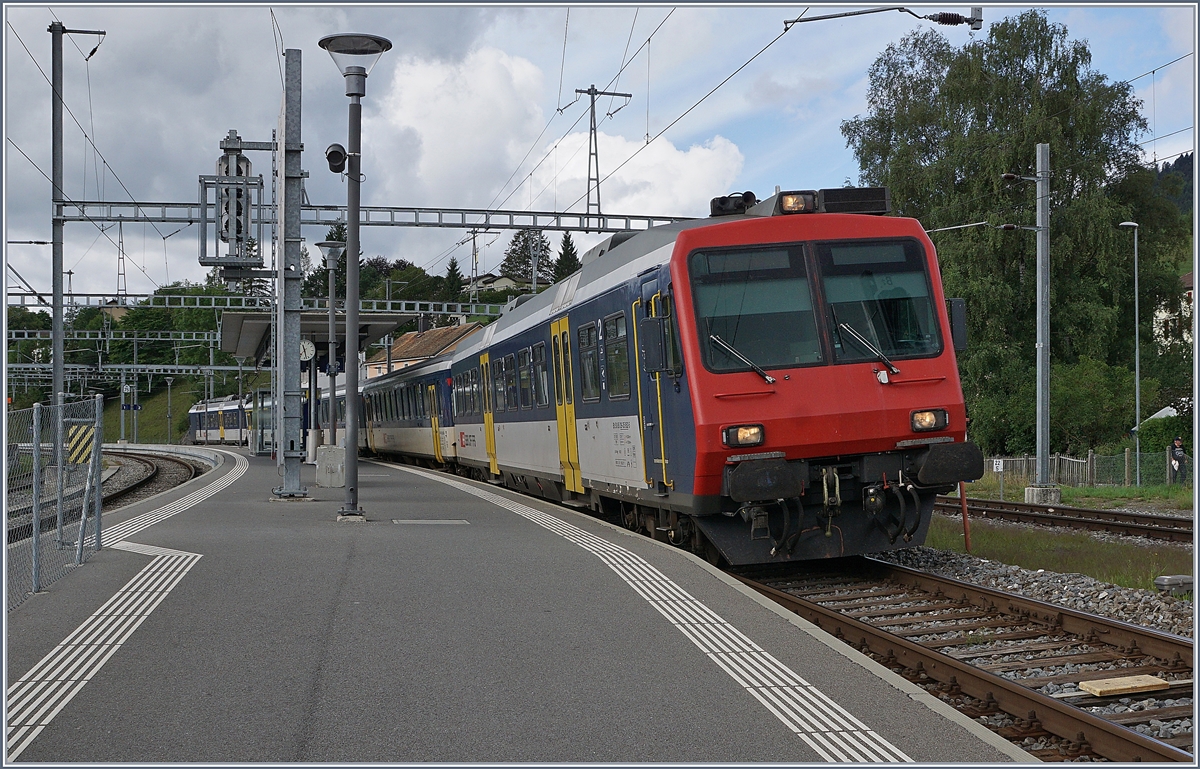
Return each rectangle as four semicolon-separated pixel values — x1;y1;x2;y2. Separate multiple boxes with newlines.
319;33;391;96
315;240;347;264
1118;221;1138;229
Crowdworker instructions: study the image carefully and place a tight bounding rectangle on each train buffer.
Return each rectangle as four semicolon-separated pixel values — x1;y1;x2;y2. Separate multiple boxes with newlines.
5;449;1030;763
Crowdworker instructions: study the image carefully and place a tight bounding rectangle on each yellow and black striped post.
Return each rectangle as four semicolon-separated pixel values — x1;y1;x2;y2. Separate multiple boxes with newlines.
66;425;95;465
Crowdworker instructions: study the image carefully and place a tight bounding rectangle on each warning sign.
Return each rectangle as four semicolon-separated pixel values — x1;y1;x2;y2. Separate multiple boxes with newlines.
67;425;95;465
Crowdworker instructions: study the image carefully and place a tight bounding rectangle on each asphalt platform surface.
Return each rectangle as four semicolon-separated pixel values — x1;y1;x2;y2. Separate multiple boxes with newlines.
6;448;1031;763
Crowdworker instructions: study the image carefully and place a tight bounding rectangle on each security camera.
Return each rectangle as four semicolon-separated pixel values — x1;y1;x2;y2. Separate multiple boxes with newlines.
325;143;347;174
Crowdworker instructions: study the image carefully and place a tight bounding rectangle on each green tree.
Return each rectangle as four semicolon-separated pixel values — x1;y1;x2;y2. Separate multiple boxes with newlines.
840;10;1191;453
553;231;582;281
443;256;465;300
500;229;553;287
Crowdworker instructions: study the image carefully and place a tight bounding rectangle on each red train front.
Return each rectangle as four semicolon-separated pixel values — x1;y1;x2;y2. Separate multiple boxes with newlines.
645;187;983;565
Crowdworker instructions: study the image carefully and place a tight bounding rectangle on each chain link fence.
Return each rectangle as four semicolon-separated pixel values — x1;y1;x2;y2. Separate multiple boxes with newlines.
983;450;1193;490
7;395;104;611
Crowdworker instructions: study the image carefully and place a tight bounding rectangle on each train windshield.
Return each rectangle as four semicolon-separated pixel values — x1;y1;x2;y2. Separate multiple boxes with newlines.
689;246;822;372
816;239;941;362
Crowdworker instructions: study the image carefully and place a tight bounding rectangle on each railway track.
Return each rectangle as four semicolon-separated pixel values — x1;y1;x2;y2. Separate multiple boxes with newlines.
934;496;1193;542
731;557;1193;762
6;451;199;544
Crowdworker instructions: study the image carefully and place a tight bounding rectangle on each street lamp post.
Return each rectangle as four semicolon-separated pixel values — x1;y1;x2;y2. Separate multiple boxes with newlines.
319;32;392;520
1119;221;1141;486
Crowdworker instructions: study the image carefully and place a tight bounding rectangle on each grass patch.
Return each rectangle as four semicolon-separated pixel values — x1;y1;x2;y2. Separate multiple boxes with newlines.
964;476;1193;510
926;514;1193;591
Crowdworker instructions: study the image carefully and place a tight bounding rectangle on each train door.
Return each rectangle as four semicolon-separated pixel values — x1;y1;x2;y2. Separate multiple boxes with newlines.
426;383;444;463
638;280;671;492
480;353;498;475
551;317;582;493
218;409;226;442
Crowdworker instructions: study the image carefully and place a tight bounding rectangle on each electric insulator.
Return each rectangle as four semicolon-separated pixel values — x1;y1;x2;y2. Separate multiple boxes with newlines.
928;12;968;25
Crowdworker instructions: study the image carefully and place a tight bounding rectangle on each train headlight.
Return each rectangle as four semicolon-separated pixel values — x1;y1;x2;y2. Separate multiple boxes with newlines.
778;191;816;213
911;409;948;432
723;424;764;447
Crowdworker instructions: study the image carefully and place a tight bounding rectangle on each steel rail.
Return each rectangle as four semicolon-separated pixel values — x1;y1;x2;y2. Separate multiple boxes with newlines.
732;561;1193;763
934;496;1193;541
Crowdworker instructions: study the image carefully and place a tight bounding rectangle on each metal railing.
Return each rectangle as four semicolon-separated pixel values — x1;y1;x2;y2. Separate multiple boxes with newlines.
7;395;104;611
985;449;1193;490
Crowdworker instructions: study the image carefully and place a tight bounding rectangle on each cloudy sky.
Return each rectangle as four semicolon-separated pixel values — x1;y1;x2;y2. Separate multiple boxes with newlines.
4;3;1195;299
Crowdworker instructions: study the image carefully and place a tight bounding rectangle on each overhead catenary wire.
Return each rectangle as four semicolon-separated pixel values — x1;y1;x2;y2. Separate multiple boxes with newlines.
7;19;168;247
7;135;160;288
485;8;677;218
564;9;803;214
269;8;286;91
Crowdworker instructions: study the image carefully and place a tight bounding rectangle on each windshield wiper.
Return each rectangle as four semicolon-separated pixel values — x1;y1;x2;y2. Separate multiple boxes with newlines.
709;334;776;384
837;322;901;375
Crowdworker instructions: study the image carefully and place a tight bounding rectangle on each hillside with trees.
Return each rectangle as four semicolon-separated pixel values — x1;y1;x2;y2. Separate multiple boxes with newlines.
841;10;1193;455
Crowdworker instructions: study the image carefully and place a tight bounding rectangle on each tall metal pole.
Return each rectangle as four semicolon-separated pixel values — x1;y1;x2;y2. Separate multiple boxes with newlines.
342;67;365;516
274;48;306;496
166;377;174;445
1132;226;1141;486
50;23;64;404
48;23;103;403
327;258;337;447
1035;142;1050;488
120;371;126;441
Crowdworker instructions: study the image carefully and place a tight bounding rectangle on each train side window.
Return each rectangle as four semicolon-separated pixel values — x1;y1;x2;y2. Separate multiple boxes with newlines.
505;353;518;410
552;337;563;406
517;348;532;409
532;342;549;408
562;332;574;406
492;359;506;412
578;323;600;402
603;312;630;399
391;390;399;422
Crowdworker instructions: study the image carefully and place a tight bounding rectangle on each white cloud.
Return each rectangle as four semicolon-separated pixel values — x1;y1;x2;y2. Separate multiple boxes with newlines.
368;47;545;208
529;131;744;218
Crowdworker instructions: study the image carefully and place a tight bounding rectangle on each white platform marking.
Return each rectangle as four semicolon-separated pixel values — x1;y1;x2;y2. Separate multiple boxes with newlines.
6;451;246;761
393;465;911;763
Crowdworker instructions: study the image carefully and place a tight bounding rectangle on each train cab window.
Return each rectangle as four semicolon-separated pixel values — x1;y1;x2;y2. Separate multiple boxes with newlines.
689;246;823;372
817;239;941;362
578;323;600;402
517;348;532;409
532;342;549;408
504;353;518;410
552;337;563;406
603;312;630;399
661;295;683;375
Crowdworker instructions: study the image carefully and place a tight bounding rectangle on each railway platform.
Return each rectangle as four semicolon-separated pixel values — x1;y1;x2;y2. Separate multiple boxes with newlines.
6;448;1030;763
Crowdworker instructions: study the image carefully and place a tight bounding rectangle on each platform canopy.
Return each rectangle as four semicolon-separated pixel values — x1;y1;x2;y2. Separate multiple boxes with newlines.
220;311;412;364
